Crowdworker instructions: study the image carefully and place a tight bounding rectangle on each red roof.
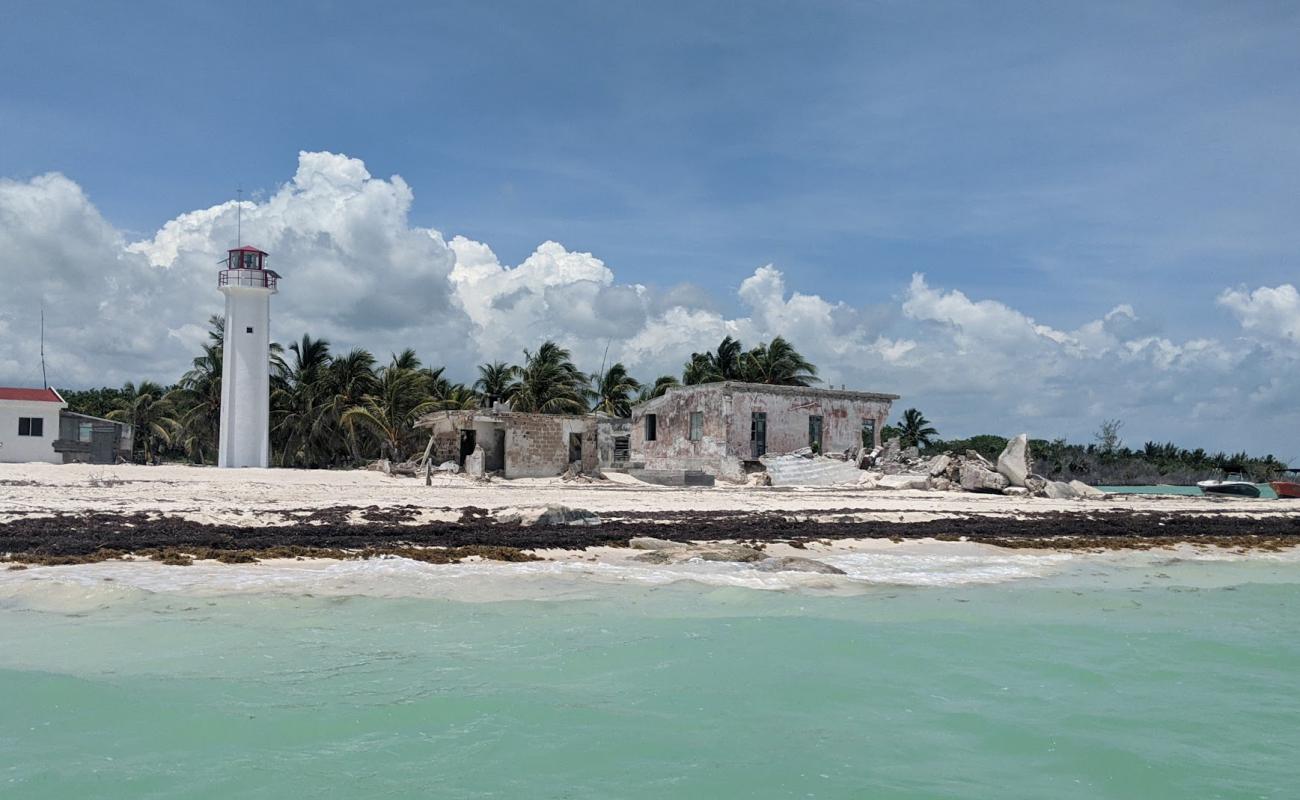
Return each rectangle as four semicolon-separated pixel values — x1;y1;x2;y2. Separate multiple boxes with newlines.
0;387;64;403
228;245;268;254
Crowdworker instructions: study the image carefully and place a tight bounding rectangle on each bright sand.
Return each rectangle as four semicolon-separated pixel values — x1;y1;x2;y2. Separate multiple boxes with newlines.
0;462;1286;528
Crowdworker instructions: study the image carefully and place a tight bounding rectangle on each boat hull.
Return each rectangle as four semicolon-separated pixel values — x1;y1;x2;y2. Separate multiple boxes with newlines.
1271;481;1300;499
1197;481;1262;498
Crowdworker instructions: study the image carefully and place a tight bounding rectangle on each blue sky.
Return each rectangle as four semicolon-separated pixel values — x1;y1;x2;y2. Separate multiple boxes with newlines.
2;1;1299;451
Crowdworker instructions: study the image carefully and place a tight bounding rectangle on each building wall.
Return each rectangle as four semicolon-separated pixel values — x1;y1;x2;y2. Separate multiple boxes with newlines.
0;400;65;463
597;418;632;468
218;285;273;468
53;412;133;464
631;383;894;482
422;411;598;478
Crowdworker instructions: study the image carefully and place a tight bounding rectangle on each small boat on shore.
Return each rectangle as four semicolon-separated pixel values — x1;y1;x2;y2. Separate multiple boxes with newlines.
1271;469;1300;499
1197;474;1262;498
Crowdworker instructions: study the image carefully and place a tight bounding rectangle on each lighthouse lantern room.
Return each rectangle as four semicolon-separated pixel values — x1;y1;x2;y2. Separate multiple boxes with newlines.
217;246;280;467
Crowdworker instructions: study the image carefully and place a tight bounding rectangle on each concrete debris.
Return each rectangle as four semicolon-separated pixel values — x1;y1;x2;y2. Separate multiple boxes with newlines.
868;435;1108;500
465;446;486;479
519;505;603;527
633;543;765;564
996;434;1031;488
1069;479;1106;498
960;462;1010;493
753;556;847;575
1044;481;1079;500
435;460;460;473
927;454;952;477
628;537;681;551
760;452;863;487
876;474;930;491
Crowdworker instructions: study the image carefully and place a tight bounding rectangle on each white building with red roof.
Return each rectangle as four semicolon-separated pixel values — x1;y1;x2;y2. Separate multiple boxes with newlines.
0;387;66;463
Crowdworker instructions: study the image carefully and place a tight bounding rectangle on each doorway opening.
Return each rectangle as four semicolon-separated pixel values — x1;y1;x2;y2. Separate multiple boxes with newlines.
458;429;477;466
751;412;767;458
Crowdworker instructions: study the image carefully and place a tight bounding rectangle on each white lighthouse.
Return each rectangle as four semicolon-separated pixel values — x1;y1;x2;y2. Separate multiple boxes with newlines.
217;246;279;468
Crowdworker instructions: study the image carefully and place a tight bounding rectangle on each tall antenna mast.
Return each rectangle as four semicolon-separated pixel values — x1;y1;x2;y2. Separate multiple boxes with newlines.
40;304;48;390
236;185;243;246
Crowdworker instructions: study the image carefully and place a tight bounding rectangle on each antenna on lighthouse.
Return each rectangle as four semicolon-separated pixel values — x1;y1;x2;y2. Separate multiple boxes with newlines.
236;185;243;247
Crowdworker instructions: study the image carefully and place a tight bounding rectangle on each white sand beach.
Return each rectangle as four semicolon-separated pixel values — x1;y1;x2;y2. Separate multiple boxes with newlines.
0;462;1288;528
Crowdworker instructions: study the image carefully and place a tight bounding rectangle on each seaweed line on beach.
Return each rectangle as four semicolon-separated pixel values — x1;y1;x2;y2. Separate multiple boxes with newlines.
2;507;1300;566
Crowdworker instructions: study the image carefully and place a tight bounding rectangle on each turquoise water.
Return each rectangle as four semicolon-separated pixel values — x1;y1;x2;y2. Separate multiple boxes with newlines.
1099;484;1281;499
2;552;1299;799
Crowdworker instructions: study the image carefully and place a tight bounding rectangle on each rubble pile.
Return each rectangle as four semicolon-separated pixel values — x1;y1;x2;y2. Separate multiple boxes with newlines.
861;433;1106;499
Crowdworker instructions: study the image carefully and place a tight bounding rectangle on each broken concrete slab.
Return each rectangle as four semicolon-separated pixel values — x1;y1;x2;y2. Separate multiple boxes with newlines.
1044;481;1079;500
753;556;846;575
1068;480;1106;498
633;543;765;564
997;434;1031;488
761;453;863;486
960;462;1010;493
876;474;931;491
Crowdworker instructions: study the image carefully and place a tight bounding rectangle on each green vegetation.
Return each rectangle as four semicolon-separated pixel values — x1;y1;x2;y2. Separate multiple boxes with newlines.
61;326;822;466
681;335;818;386
914;419;1289;485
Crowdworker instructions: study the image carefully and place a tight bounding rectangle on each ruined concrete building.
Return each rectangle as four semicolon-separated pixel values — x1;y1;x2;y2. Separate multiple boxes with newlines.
631;382;898;482
415;410;599;478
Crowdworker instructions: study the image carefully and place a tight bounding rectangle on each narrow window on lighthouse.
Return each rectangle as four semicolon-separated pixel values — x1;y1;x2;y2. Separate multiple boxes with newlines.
246;327;254;334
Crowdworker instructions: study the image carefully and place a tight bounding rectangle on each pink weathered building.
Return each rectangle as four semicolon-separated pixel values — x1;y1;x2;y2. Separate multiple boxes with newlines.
631;382;898;482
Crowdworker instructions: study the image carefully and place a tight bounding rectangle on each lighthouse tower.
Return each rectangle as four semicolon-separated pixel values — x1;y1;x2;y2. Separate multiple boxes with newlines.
217;246;280;468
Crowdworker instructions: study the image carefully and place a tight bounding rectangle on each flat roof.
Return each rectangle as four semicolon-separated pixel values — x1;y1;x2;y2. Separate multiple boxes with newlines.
640;381;899;409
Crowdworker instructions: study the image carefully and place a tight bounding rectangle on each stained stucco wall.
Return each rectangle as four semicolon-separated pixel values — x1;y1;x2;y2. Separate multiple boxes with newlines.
630;383;894;481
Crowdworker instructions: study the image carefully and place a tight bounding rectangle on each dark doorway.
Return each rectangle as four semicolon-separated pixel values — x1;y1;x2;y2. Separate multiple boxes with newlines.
487;429;506;472
751;412;767;458
808;415;823;453
861;419;877;449
568;432;583;464
459;429;477;466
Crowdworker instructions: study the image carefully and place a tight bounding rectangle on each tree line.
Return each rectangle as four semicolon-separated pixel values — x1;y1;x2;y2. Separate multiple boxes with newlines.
61;319;821;467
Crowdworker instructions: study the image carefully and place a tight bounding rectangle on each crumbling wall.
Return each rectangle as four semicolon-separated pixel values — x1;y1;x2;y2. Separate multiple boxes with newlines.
502;415;597;479
631;383;895;483
631;385;735;478
727;391;891;458
597;418;632;468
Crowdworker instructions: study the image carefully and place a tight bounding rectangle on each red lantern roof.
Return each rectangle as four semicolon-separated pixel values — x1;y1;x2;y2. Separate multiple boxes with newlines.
227;245;269;255
0;387;64;403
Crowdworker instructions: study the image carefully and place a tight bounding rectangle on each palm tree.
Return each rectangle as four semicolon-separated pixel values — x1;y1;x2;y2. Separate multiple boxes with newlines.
742;336;819;386
168;341;223;463
474;361;516;408
682;335;745;384
107;381;178;463
272;335;333;466
638;374;679;402
896;408;938;449
341;361;439;461
322;347;379;465
508;341;590;414
592;363;642;417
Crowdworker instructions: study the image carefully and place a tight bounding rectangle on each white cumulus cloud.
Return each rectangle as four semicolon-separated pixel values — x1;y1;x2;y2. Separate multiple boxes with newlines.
3;151;1298;453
